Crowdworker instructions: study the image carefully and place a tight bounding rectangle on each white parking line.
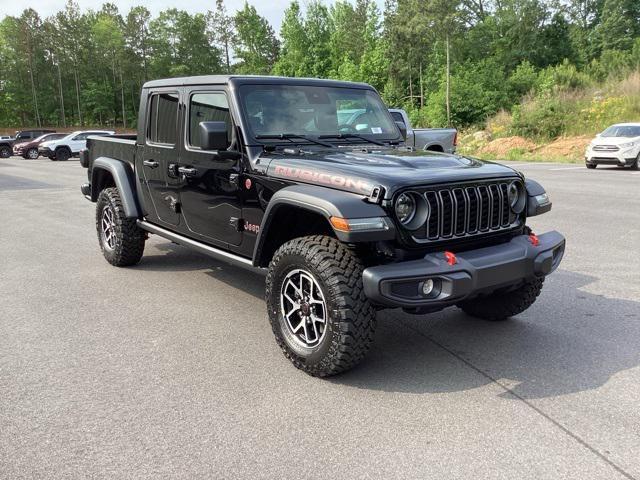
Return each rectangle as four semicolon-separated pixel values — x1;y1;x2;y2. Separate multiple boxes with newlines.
548;166;585;171
631;171;640;175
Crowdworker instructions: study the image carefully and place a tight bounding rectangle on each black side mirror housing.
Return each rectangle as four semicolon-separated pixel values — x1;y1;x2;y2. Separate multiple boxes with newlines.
395;121;407;140
199;121;229;151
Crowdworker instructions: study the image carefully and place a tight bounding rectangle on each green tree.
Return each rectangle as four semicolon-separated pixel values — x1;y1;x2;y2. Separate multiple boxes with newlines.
208;0;235;73
273;1;308;77
232;3;279;74
597;0;640;51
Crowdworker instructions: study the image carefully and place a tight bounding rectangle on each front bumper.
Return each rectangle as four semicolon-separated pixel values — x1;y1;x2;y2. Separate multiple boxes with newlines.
39;147;53;157
362;231;565;308
586;151;638;166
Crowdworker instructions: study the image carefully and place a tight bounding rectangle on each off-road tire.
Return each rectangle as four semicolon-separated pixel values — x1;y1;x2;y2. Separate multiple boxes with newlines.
96;187;145;266
586;163;596;169
458;277;545;321
265;235;376;377
55;147;71;161
26;148;39;159
0;146;11;158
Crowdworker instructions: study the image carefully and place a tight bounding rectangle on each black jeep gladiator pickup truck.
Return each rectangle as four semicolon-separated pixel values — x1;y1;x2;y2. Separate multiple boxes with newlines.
81;75;565;377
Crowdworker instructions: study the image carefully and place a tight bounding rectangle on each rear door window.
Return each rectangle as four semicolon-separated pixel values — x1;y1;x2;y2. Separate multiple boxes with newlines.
147;92;179;145
390;112;405;124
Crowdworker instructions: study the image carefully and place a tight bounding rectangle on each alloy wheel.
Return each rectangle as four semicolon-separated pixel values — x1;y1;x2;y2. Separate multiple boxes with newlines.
100;205;117;251
280;268;328;348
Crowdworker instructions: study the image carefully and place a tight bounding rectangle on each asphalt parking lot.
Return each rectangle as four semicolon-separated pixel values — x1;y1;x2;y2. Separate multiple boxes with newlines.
1;156;639;479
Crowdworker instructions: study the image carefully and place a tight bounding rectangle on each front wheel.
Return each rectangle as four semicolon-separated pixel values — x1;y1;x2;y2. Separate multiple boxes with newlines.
55;148;70;161
586;163;596;169
632;154;639;171
266;235;377;377
96;187;145;266
457;277;544;321
26;148;39;159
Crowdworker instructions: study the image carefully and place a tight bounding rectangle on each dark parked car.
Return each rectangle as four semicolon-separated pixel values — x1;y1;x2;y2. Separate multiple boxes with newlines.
81;75;565;377
13;133;66;159
0;129;56;158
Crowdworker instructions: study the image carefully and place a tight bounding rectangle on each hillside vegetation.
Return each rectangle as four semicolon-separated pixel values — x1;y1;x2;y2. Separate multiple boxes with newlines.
0;0;638;150
459;69;640;162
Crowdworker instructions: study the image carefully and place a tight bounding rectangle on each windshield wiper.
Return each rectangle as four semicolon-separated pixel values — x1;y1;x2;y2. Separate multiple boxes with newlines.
318;133;386;146
255;133;334;148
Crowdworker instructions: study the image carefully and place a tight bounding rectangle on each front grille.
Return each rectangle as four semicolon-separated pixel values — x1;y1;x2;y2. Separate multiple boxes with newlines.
593;145;619;152
411;180;521;242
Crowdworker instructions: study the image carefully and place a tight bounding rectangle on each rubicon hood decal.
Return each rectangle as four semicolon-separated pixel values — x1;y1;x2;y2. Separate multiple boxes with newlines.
264;148;519;197
273;165;374;195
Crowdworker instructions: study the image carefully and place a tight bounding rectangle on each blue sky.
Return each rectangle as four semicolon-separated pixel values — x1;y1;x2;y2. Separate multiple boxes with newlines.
1;0;386;33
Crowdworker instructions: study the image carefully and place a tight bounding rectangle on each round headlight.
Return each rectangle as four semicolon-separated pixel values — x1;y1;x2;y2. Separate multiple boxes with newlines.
508;181;526;213
395;193;416;225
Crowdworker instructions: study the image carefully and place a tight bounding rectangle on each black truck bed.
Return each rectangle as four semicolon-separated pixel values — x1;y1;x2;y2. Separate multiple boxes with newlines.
85;135;137;171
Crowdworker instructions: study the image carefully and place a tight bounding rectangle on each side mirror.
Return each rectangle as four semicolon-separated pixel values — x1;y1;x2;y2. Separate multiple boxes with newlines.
395;121;407;140
199;121;229;151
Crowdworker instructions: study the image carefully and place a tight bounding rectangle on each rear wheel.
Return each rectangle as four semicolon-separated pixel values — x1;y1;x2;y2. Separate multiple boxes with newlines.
458;277;545;321
96;187;145;266
0;146;11;158
55;148;71;161
26;148;39;159
266;235;377;377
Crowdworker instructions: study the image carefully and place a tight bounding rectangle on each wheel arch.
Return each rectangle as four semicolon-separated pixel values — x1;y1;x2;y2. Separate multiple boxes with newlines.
424;143;444;152
252;184;394;268
91;157;141;218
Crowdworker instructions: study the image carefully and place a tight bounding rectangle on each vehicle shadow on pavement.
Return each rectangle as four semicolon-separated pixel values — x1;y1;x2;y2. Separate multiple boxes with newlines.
135;243;639;400
331;269;640;399
136;241;267;296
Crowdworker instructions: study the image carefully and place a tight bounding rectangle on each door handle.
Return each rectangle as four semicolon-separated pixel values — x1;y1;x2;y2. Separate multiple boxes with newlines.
143;160;159;168
178;166;198;178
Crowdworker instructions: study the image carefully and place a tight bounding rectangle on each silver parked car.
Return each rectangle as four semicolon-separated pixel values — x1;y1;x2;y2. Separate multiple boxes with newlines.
389;108;457;153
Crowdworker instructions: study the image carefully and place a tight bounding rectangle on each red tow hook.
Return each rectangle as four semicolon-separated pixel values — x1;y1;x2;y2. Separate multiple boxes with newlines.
529;233;540;247
444;251;457;266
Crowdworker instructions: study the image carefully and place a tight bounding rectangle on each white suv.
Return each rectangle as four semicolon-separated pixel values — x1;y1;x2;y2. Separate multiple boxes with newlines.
39;130;115;161
585;123;640;169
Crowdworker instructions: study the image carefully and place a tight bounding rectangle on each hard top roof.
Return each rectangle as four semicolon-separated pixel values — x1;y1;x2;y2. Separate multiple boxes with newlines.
142;75;373;90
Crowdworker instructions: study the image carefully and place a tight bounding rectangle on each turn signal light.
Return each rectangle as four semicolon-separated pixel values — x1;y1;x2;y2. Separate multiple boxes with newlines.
329;216;390;233
330;217;351;232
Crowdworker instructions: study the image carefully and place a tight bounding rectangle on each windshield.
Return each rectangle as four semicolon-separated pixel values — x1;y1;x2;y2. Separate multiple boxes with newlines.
238;84;398;143
601;125;640;138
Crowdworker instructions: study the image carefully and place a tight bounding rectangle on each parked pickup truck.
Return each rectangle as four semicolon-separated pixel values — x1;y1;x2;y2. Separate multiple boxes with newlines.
389;108;457;153
81;75;564;377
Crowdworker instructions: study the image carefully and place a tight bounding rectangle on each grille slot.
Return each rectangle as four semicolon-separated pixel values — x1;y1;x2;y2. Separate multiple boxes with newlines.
414;180;519;242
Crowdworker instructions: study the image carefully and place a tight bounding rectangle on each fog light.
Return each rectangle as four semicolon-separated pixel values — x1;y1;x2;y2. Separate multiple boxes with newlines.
422;279;435;296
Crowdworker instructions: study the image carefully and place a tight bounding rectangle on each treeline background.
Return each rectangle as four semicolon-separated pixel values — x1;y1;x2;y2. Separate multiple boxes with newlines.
1;0;639;134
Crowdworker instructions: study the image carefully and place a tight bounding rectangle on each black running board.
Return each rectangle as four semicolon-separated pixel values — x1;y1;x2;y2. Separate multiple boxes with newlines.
137;220;266;275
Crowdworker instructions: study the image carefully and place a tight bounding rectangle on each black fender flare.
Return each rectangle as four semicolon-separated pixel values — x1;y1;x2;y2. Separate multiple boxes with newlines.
524;178;552;217
252;184;395;266
91;157;141;218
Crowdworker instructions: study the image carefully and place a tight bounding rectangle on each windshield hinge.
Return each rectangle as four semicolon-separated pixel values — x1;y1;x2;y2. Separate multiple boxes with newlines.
367;185;385;204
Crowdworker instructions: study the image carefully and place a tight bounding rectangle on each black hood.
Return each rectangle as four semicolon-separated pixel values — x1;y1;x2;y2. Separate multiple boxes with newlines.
262;147;520;198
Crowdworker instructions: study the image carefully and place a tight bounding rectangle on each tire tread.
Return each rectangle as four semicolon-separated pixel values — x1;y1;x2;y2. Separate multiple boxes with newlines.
265;235;376;377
